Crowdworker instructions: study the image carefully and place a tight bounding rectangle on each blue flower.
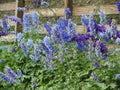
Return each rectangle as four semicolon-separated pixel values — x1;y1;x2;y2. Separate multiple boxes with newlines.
5;15;22;25
34;45;41;61
0;59;5;63
65;8;71;19
81;14;89;26
41;1;49;7
116;74;120;79
116;38;120;44
1;19;10;31
43;36;56;53
17;69;23;78
16;33;23;42
5;67;20;83
20;42;28;56
40;42;50;55
23;13;31;33
0;72;14;83
67;21;76;35
99;10;106;25
27;39;34;49
116;2;120;14
17;7;27;11
31;12;40;26
44;22;52;34
93;62;100;68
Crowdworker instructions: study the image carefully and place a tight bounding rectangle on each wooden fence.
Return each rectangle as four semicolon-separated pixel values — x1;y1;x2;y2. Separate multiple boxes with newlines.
0;0;120;34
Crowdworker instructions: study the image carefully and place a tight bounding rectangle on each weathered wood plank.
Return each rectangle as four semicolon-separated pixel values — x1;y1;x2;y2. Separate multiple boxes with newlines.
0;2;16;11
24;8;65;17
25;4;118;17
73;5;118;16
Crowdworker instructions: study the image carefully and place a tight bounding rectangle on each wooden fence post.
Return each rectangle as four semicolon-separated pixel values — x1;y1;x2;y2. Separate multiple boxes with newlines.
64;0;73;19
15;0;25;33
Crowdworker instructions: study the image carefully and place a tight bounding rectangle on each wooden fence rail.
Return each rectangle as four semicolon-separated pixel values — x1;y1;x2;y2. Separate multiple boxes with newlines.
0;0;120;34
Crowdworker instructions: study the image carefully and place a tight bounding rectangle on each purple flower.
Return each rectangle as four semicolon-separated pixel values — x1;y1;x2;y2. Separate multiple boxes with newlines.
116;2;120;14
11;47;17;52
20;42;28;56
44;22;52;34
40;42;50;55
0;72;14;83
1;19;10;31
107;19;112;26
5;67;20;83
5;15;22;25
65;8;71;19
0;30;8;37
93;62;100;68
17;69;23;78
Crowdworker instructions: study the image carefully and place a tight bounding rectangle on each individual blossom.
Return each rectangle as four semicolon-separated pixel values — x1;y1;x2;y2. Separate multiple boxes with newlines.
115;38;120;44
93;62;100;68
41;0;49;7
0;59;5;63
16;33;23;42
17;7;27;11
81;14;89;26
1;19;10;31
91;72;99;82
20;42;28;56
99;41;108;59
17;69;24;78
0;30;8;37
27;39;34;49
43;36;56;53
65;8;71;19
44;22;52;35
40;42;50;55
116;74;120;79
